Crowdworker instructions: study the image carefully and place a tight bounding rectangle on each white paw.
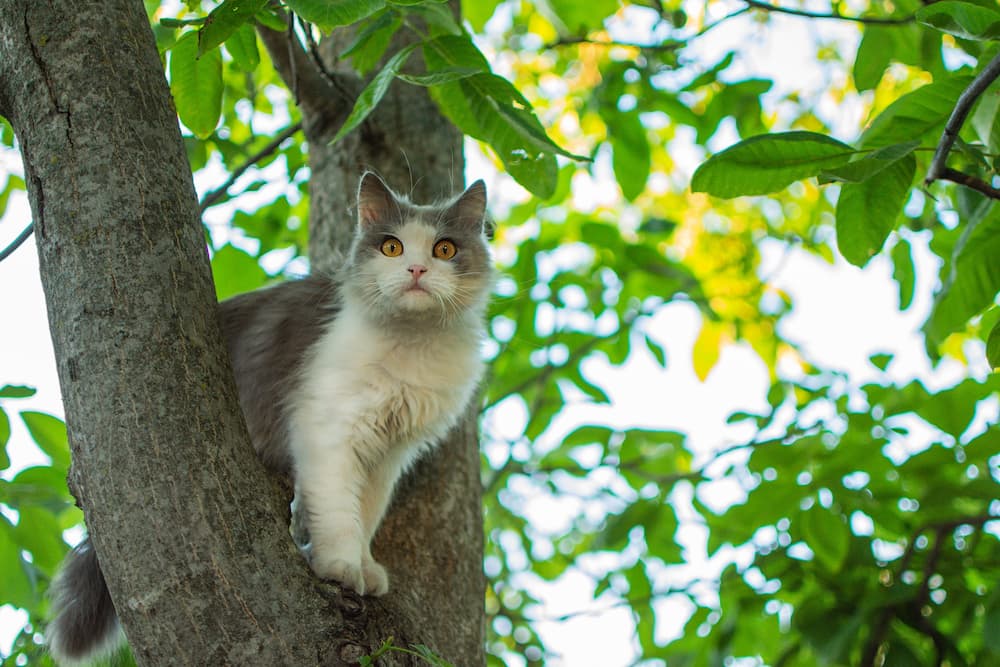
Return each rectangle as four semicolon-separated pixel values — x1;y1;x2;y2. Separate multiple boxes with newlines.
311;553;366;595
362;557;390;596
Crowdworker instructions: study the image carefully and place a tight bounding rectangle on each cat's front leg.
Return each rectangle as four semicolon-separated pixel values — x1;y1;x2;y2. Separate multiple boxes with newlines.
356;445;424;596
293;434;369;594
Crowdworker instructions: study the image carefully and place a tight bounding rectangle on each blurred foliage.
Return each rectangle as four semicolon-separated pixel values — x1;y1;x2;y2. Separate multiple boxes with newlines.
2;0;999;665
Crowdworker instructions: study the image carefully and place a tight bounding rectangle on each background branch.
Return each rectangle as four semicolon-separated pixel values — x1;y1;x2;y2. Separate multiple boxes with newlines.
0;220;33;263
199;122;303;212
744;0;914;24
256;18;358;142
926;52;1000;186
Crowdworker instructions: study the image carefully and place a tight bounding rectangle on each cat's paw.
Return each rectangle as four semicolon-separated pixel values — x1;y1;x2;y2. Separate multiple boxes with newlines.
362;557;390;597
312;554;366;595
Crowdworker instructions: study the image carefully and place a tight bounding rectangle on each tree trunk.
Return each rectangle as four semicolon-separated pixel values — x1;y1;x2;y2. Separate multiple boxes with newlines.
0;1;483;665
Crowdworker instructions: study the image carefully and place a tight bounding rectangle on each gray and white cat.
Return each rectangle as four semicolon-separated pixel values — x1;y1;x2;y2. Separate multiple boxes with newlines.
47;173;492;663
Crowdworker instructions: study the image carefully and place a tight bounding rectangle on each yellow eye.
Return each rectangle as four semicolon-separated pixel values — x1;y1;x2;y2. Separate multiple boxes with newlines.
380;237;403;257
433;239;457;260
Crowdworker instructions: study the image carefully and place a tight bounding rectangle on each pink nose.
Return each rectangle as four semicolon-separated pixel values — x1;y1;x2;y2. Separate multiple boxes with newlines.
408;264;427;278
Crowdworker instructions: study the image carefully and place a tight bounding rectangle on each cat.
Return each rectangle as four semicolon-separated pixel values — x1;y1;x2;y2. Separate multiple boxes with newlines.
47;172;493;664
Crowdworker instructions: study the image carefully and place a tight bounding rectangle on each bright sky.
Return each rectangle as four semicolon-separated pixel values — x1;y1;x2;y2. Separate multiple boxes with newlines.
0;1;993;665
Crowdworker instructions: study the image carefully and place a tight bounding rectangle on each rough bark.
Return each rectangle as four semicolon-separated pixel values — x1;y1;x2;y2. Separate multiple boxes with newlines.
0;1;483;665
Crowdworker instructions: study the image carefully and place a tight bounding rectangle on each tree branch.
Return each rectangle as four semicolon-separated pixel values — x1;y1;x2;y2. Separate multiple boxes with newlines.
925;52;1000;186
545;35;685;51
744;0;914;24
198;122;303;212
544;7;750;52
937;167;1000;200
256;17;358;142
0;220;33;262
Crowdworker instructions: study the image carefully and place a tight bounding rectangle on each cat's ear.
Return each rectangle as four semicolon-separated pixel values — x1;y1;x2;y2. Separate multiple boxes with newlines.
357;172;397;227
447;180;487;232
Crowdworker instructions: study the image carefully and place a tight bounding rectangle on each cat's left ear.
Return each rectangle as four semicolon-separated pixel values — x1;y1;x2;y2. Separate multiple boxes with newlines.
357;172;398;227
447;180;487;232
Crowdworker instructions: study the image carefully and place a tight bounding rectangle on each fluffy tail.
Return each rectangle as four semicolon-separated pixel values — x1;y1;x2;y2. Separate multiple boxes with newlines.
47;536;122;665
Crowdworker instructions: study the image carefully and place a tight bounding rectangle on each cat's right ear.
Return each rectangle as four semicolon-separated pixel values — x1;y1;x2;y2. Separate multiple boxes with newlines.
357;172;396;227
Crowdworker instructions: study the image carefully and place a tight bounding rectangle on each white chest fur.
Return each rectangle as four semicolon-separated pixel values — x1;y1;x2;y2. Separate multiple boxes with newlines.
290;301;484;463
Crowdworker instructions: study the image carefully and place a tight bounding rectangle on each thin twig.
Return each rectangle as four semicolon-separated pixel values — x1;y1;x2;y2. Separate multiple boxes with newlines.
546;36;685;51
744;0;914;24
0;221;33;263
937;167;1000;200
544;6;749;52
298;16;356;104
198;122;303;212
926;52;1000;185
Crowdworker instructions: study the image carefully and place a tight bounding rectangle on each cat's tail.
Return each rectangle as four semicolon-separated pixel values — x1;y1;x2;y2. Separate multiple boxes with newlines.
47;536;122;665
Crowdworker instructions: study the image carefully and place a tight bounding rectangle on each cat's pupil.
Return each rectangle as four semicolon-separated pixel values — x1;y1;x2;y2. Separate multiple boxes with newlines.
380;237;403;257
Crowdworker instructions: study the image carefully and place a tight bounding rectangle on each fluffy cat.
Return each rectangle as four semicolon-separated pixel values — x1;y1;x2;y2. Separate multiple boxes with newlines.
47;173;492;664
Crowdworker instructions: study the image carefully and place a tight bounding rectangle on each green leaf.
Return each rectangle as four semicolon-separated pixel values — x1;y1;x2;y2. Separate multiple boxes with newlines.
853;24;923;92
548;0;618;34
691;131;856;197
396;67;480;86
892;237;916;310
882;640;924;667
0;518;35;609
988;318;1000;369
422;35;586;189
461;0;501;31
198;0;267;55
331;43;419;145
799;507;849;572
12;506;67;575
860;74;974;148
20;411;70;470
6;465;73;513
211;244;269;300
225;23;260;73
610;111;651;202
854;26;893;92
916;1;1000;41
925;212;1000;343
972;81;1000;153
428;75;558;197
835;152;915;267
340;11;401;76
0;408;10;471
255;5;288;31
644;334;667;368
596;499;660;551
819;141;919;183
985;596;1000;653
0;385;36;399
869;353;894;371
169;31;223;139
284;0;386;31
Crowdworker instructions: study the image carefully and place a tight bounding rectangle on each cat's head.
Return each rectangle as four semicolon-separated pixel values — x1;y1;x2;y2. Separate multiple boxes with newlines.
345;172;492;325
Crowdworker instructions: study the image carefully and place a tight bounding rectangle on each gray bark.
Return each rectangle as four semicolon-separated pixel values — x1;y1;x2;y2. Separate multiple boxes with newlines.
0;1;483;665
